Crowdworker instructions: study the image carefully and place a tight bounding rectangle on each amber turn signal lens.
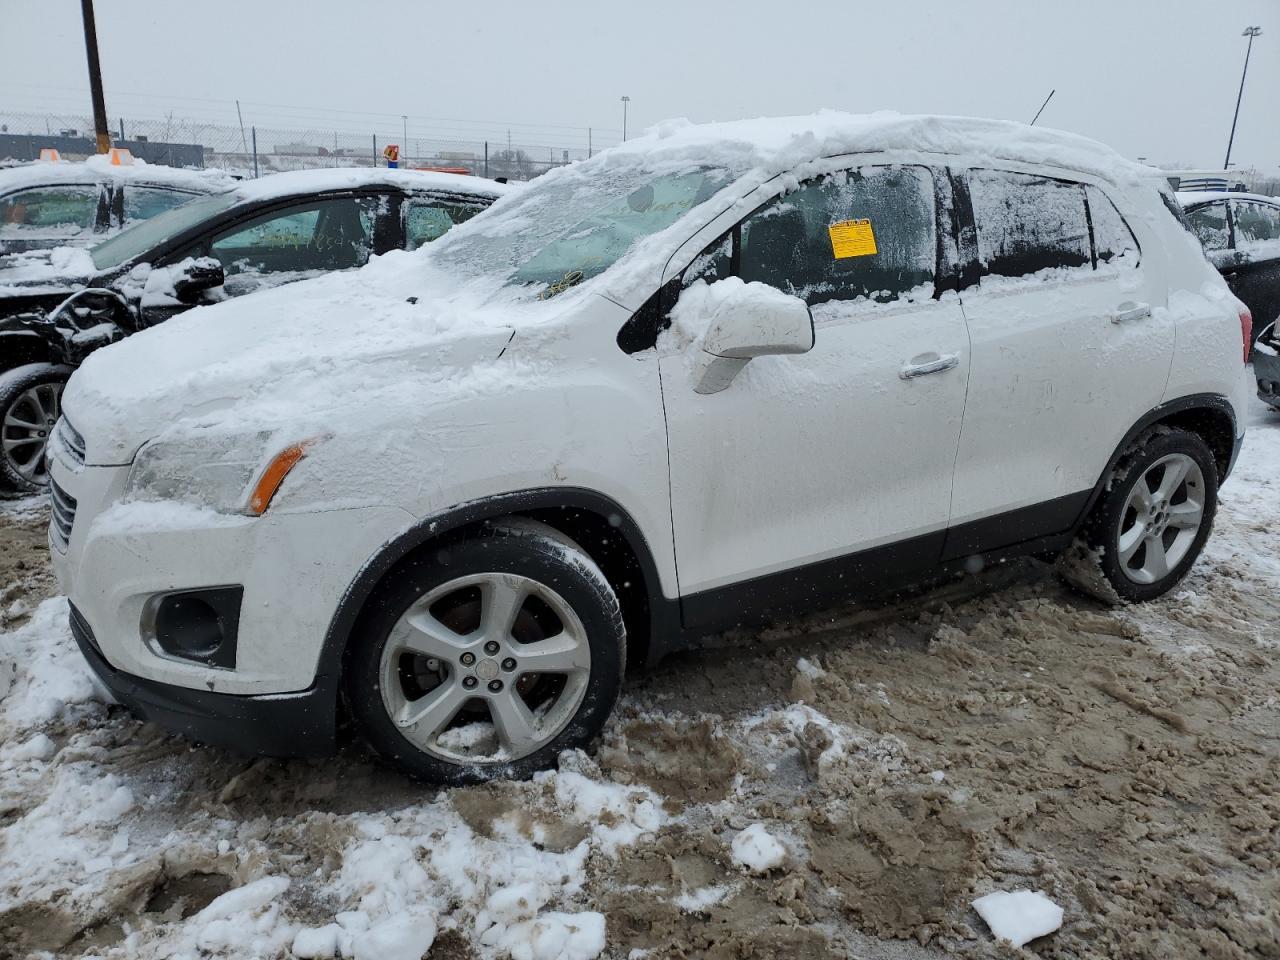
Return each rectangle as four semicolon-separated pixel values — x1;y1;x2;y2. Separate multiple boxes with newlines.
248;443;308;515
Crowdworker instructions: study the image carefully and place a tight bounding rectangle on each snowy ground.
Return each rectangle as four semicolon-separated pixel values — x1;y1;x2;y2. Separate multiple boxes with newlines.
1;404;1278;960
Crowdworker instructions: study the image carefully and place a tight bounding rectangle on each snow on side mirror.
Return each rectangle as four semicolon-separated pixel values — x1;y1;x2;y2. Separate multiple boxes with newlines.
673;278;815;395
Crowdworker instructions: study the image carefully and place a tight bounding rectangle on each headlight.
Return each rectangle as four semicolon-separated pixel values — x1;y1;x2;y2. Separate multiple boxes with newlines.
125;432;314;515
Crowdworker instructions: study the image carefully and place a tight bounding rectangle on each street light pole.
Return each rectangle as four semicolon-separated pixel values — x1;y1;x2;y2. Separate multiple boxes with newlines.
621;96;630;141
79;0;111;154
1224;26;1262;170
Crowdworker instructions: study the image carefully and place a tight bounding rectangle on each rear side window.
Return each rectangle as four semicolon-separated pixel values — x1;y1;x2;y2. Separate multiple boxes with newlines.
968;170;1091;277
1085;185;1139;265
737;165;937;306
0;185;102;235
123;186;200;225
1184;202;1230;251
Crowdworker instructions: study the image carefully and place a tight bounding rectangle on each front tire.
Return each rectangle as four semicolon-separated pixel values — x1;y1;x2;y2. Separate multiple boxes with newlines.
0;363;73;493
1061;427;1218;604
344;519;626;784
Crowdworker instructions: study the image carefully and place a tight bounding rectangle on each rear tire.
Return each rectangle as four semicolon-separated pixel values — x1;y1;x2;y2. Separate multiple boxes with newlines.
343;519;626;784
0;363;73;493
1060;427;1218;604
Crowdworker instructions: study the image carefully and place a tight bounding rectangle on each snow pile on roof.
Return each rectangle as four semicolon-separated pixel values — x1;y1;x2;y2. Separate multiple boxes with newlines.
972;890;1063;947
0;154;235;193
603;111;1156;186
227;166;509;204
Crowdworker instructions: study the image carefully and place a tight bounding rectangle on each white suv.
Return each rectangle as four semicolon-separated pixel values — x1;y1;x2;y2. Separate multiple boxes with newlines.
48;114;1251;783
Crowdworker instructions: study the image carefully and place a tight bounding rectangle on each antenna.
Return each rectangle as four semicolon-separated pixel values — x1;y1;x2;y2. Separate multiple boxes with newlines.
1029;89;1056;126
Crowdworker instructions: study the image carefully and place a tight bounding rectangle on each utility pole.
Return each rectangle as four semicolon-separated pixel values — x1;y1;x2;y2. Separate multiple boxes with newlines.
621;96;630;141
1224;27;1263;169
79;0;111;153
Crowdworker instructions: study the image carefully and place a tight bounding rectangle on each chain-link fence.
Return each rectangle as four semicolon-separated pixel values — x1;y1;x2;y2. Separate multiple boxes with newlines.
0;110;619;180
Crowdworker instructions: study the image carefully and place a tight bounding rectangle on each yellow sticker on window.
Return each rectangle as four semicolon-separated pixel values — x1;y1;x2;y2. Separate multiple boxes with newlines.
828;219;878;259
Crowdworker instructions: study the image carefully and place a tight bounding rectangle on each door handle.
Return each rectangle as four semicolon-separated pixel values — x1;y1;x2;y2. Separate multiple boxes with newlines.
1110;301;1152;324
900;353;960;379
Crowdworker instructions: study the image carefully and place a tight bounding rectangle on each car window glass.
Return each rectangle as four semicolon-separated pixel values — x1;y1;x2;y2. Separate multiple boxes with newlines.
210;196;376;278
123;186;200;225
968;170;1091;278
1184;202;1230;251
1233;201;1280;247
0;185;100;236
1085;185;1139;265
403;199;485;251
681;233;732;289
738;165;936;307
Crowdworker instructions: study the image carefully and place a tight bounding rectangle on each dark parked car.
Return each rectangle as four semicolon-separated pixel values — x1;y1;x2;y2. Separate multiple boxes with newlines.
1255;322;1280;411
1180;192;1280;347
0;167;508;490
0;157;234;257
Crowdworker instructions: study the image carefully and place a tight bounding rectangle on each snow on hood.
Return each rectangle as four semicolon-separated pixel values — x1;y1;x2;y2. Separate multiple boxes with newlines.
62;248;555;465
0;245;97;290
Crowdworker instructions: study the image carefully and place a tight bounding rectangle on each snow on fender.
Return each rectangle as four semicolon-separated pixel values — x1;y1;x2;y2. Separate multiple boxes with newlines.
730;823;787;873
972;889;1063;948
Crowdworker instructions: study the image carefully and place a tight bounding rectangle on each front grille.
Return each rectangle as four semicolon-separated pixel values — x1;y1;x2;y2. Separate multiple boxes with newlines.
49;478;77;551
54;417;86;466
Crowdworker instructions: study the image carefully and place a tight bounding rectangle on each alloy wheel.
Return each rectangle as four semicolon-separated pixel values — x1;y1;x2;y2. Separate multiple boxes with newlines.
378;572;592;764
1;382;62;485
1116;453;1205;585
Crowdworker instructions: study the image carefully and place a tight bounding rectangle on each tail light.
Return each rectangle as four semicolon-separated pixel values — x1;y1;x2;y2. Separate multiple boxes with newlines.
1240;306;1253;363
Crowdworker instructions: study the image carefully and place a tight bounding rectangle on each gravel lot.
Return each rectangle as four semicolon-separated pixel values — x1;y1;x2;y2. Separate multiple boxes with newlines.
1;404;1277;960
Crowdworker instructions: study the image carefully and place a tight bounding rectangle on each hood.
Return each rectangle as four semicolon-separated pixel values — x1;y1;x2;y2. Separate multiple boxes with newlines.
63;249;525;465
0;247;100;311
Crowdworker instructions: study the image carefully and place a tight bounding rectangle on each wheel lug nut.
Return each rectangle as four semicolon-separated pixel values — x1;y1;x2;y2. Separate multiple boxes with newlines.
462;676;478;689
501;658;517;672
460;652;476;666
484;641;500;655
488;680;503;693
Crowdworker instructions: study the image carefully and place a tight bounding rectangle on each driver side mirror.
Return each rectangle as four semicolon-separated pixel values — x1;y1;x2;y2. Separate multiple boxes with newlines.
676;278;815;394
172;257;226;303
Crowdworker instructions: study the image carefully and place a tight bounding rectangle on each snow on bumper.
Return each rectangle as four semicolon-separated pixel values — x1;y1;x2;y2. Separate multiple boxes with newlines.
49;458;415;697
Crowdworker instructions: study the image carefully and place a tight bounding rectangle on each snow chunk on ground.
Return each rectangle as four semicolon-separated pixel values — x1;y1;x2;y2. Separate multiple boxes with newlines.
352;912;436;960
482;910;606;960
731;823;787;873
0;598;108;729
972;889;1063;947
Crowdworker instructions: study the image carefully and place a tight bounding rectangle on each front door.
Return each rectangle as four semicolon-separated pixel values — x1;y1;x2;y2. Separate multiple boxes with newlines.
659;164;970;627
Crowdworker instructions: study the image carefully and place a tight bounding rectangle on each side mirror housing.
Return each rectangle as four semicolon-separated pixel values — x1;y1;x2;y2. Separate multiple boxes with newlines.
675;278;815;394
172;257;226;302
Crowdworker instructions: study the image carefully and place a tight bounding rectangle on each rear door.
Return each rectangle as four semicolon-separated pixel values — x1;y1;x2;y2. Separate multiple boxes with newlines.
659;163;970;622
947;169;1173;552
1227;200;1280;340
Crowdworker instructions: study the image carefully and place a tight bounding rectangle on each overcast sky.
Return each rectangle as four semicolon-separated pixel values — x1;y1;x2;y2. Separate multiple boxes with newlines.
5;0;1277;169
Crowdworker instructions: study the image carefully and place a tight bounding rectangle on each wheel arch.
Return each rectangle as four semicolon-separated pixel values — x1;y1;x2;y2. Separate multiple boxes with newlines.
1077;393;1238;527
316;487;676;694
0;332;55;371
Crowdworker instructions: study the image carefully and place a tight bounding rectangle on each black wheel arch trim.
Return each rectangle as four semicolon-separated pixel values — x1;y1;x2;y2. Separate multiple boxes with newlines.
1074;392;1238;528
314;486;675;689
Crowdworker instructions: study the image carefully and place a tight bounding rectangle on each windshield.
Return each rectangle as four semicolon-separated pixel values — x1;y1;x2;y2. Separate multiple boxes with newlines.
90;190;239;270
429;163;740;295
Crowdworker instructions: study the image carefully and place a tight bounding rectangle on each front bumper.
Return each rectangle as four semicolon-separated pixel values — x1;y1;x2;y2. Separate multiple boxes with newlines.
71;603;337;757
1255;342;1280;410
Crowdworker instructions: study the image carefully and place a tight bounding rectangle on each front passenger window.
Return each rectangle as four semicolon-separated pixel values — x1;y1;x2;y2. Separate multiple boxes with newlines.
737;166;937;306
210;197;376;283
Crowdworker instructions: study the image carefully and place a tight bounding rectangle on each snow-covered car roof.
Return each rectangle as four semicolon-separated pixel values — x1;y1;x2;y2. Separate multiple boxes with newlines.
596;111;1159;187
1175;191;1279;207
226;167;510;204
0;154;235;194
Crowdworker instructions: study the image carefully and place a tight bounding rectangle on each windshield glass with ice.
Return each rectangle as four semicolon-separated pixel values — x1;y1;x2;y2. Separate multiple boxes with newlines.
428;162;740;295
90;190;238;271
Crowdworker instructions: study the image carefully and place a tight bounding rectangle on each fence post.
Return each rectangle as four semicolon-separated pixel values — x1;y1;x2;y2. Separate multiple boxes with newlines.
372;134;377;168
118;117;124;142
588;128;592;158
484;141;488;178
251;126;259;178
